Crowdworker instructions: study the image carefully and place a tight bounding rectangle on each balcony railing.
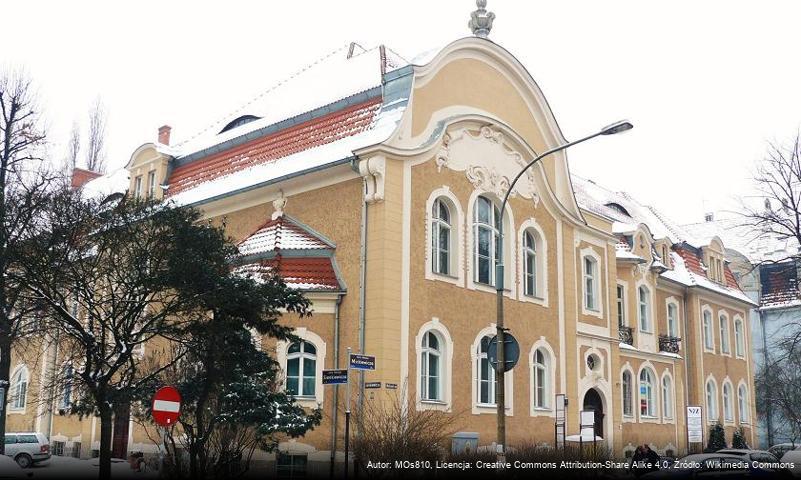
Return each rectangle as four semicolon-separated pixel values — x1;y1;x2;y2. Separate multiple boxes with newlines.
658;335;681;354
619;326;633;346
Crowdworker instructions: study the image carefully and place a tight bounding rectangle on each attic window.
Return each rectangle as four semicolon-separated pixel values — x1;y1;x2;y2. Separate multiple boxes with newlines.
219;115;262;134
605;202;631;217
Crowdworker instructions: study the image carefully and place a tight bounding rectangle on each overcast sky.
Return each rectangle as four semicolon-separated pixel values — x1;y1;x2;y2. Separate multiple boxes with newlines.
4;0;801;224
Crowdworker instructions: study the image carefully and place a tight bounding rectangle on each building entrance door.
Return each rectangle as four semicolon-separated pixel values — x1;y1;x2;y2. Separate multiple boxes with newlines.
582;388;604;438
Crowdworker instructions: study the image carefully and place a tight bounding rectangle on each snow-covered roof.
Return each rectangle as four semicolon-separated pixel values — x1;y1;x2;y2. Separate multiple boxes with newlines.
80;168;130;200
682;216;800;263
662;248;756;305
238;214;334;256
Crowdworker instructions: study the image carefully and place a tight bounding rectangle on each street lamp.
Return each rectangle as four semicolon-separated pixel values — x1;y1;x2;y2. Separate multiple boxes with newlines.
493;120;633;462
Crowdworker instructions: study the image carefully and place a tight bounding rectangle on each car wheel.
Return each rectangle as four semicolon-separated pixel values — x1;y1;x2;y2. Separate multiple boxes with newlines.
15;453;32;468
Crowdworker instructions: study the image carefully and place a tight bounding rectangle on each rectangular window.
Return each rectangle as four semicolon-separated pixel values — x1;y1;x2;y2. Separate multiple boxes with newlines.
134;176;143;198
584;257;596;311
277;453;307;480
616;285;626;327
147;171;156;198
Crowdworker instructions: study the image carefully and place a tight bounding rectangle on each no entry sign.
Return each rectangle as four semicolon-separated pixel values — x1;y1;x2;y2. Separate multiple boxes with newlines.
152;386;181;427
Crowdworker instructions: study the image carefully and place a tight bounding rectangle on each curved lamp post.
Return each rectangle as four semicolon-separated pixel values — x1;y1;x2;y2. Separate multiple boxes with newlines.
494;120;633;461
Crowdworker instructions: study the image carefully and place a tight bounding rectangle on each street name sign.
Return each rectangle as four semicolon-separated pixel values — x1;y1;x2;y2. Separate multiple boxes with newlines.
365;382;381;389
322;369;349;385
349;354;376;370
385;383;398;390
152;386;181;427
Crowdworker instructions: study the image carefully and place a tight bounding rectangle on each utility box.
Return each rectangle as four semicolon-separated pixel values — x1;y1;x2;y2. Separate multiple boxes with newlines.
451;432;479;455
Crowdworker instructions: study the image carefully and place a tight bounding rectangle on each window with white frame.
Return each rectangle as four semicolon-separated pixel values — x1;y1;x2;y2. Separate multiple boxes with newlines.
723;382;733;422
616;285;626;327
667;302;679;337
522;230;539;297
532;348;550;409
431;198;452;276
622;370;633;417
60;364;74;409
583;256;599;311
286;341;316;397
420;331;442;401
734;318;745;357
662;375;673;419
706;380;718;422
703;310;714;350
639;368;656;417
10;366;28;410
477;336;496;405
473;196;501;286
738;384;748;423
147;171;156;198
638;286;651;332
720;314;730;354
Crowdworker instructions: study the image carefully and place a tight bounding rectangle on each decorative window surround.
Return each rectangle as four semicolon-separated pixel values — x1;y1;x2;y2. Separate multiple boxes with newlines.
517;218;548;306
276;328;326;408
529;337;556;417
415;318;453;412
424;187;465;287
470;325;513;416
580;247;603;318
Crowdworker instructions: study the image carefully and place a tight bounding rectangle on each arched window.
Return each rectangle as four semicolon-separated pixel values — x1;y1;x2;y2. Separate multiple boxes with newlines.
10;366;28;410
720;314;730;354
477;336;496;405
431;198;452;276
638;286;651;332
706;380;718;422
622;370;633;417
738;384;749;423
639;368;656;417
667;302;678;337
583;256;599;311
662;375;673;419
734;318;745;357
60;364;74;409
421;331;442;401
286;341;316;397
473;196;501;286
703;310;714;350
533;348;549;409
723;382;733;422
523;231;538;297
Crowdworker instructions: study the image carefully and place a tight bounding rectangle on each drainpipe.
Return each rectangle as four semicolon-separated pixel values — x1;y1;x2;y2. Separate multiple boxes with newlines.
46;329;60;442
760;308;772;446
357;179;368;414
681;286;692;454
330;294;343;478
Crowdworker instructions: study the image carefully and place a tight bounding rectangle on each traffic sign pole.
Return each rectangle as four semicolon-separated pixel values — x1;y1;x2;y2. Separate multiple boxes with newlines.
344;347;351;480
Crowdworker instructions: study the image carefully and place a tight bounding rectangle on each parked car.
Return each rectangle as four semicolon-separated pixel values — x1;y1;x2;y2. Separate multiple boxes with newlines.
0;455;31;479
770;444;799;461
641;453;788;478
717;449;792;478
3;433;50;468
781;445;801;477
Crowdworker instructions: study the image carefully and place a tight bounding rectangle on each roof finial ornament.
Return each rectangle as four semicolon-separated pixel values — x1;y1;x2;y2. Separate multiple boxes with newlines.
272;192;287;220
469;0;495;38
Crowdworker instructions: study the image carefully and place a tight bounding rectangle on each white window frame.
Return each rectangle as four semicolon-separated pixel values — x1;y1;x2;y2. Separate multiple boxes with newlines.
616;283;627;327
415;319;453;412
9;365;29;413
734;316;745;358
737;381;749;424
529;338;556;417
638;285;652;333
666;298;680;338
421;331;443;402
621;365;635;421
706;376;719;424
638;366;658;420
425;188;464;286
719;311;731;355
722;380;734;424
276;328;326;408
702;306;715;352
470;326;513;415
517;219;548;306
466;191;515;297
147;170;156;198
59;363;74;410
580;247;603;318
661;372;675;422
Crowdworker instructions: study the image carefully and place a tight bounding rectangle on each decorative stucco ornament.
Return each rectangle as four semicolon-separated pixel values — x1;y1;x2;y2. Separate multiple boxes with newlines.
272;194;287;220
435;133;451;172
468;0;495;38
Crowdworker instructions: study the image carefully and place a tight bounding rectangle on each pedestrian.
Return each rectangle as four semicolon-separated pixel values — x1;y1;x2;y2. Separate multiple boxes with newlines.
629;444;660;477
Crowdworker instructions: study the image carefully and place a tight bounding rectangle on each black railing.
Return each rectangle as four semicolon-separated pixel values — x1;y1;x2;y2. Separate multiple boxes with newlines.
619;326;633;345
659;335;681;353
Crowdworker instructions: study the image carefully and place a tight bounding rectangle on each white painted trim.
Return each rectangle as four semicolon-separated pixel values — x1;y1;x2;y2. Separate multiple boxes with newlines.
718;310;732;357
414;318;453;412
516;218;549;306
557;219;567;395
704;374;720;424
736;380;750;425
733;315;746;359
579;247;603;318
636;361;660;423
701;305;715;352
721;377;735;425
620;363;636;422
660;369;676;424
529;337;556;417
665;296;681;338
276;328;327;408
470;325;513;416
8;364;29;414
466;190;516;297
424;186;465;286
401;160;411;408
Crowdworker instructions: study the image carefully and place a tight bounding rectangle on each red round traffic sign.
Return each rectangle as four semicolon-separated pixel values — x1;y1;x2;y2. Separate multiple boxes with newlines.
152;386;181;427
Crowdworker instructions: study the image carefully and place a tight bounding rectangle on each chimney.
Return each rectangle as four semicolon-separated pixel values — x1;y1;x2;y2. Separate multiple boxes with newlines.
158;125;171;145
71;167;103;189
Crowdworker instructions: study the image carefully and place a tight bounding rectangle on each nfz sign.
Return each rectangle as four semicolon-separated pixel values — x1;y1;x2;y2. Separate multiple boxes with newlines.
349;354;376;370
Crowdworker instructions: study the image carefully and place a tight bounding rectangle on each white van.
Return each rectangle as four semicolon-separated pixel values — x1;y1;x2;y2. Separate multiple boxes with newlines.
3;433;50;468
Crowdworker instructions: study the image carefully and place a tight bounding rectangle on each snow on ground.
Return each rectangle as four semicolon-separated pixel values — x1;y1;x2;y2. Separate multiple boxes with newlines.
12;456;158;479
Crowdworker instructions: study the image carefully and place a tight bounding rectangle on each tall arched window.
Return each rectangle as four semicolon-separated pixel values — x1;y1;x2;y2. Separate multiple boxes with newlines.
473;196;501;286
431;198;451;276
723;382;733;422
738;384;749;423
639;368;656;417
622;370;633;417
421;331;442;401
703;310;714;350
10;366;28;410
638;286;651;332
706;380;718;422
662;375;673;420
734;318;745;357
60;364;74;409
477;336;496;405
583;256;599;311
523;231;538;297
286;341;317;397
667;302;678;337
532;348;549;409
720;314;730;354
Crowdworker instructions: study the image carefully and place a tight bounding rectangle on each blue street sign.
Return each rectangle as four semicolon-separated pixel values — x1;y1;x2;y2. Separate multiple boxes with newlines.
322;369;349;385
349;354;376;370
487;332;521;372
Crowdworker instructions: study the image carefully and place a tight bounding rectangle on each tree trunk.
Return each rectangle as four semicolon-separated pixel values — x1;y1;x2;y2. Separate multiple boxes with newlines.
0;333;11;455
98;401;114;480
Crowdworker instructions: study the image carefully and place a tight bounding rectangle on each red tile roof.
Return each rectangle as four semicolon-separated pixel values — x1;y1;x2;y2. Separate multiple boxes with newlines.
760;262;799;307
238;215;333;256
674;244;743;290
71;168;103;189
236;257;342;291
165;98;381;197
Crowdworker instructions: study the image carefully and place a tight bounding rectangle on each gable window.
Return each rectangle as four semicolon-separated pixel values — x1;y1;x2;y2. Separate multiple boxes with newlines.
734;318;745;357
477;336;496;405
147;171;156;198
719;314;730;354
723;382;733;422
532;348;550;409
286;341;316;397
662;375;673;420
638;286;651;332
431;198;452;276
134;176;143;198
738;384;749;423
622;370;633;417
639;368;656;417
703;310;714;350
583;256;599;311
473;196;501;286
10;366;28;410
523;231;538;297
667;302;679;337
616;285;626;327
421;331;442;401
706;380;718;422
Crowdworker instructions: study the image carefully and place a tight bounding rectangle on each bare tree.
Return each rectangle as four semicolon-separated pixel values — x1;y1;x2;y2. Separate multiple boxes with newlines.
0;69;53;455
85;98;106;173
756;324;801;443
63;121;81;173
